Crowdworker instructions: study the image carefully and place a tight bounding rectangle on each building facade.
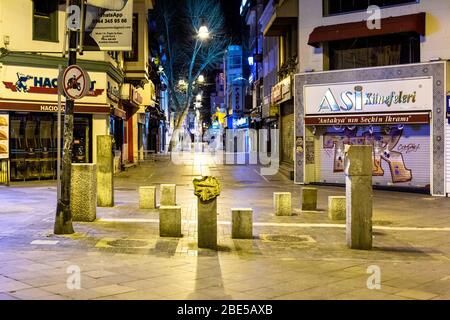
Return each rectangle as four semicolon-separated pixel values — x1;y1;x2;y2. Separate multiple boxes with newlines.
295;0;450;196
0;0;157;182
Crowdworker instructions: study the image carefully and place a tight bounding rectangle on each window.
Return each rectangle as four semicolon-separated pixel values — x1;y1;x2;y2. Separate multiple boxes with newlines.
323;0;418;16
33;0;58;42
125;14;139;62
328;33;420;70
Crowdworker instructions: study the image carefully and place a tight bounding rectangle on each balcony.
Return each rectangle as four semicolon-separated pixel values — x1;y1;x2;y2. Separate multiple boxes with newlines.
262;0;298;37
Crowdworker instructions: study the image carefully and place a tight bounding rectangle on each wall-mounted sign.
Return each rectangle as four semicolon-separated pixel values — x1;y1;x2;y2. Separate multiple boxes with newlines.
0;114;9;159
1;67;105;100
107;81;121;103
83;0;133;51
271;76;292;105
304;77;433;115
61;65;91;100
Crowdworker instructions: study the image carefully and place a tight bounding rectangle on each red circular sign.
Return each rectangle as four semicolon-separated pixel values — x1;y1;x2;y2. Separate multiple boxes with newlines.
62;65;90;100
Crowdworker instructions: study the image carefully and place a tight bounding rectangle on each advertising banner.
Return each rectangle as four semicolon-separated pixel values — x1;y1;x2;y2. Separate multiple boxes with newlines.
84;0;133;51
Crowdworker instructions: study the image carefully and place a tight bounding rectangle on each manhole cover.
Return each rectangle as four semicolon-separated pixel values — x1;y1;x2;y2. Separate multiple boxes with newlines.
107;239;149;248
261;234;316;243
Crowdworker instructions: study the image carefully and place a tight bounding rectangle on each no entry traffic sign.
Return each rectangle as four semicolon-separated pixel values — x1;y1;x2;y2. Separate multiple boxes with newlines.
60;65;90;100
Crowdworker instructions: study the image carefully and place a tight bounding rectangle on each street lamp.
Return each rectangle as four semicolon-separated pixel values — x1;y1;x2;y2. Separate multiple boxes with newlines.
198;74;205;84
198;25;210;40
196;93;203;102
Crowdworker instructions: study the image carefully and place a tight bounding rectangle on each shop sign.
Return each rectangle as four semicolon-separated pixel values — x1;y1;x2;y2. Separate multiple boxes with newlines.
269;104;279;117
304;113;430;126
0;114;9;159
132;87;143;105
107;81;121;103
304;77;433;115
233;117;249;128
2;71;104;97
271;77;292;105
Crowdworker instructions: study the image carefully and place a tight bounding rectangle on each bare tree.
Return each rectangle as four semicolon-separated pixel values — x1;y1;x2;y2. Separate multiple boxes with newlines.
156;0;229;149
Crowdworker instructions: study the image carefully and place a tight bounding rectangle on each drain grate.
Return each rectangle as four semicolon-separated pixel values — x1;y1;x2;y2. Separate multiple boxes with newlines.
106;239;150;248
261;234;316;243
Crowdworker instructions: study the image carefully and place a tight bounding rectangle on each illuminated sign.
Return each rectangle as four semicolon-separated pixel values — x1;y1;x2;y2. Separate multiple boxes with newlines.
304;77;433;115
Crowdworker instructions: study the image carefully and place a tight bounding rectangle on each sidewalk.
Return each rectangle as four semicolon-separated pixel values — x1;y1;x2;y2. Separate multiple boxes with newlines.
0;153;450;300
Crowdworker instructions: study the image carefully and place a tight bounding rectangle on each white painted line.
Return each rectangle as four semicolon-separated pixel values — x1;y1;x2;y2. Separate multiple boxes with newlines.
97;218;450;232
31;240;59;245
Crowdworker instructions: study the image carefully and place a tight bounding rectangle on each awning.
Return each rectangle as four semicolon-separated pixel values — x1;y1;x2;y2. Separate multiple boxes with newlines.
308;12;426;48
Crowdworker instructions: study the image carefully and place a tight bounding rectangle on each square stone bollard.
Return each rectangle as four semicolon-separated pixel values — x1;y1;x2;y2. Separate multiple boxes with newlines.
197;199;217;249
71;164;97;222
159;206;182;237
97;135;114;207
274;192;292;216
328;196;346;221
302;187;318;211
193;177;221;250
232;208;253;239
160;184;176;206
345;145;373;250
139;186;156;209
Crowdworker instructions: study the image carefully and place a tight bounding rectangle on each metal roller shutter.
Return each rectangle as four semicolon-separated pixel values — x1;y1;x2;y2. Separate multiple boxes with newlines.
318;124;430;189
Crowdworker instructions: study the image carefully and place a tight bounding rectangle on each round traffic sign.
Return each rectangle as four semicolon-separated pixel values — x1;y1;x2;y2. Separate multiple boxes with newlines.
61;65;90;100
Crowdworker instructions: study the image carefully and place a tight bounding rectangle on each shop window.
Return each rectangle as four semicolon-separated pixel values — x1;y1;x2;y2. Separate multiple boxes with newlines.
323;0;418;16
328;33;420;70
33;0;59;42
125;14;139;62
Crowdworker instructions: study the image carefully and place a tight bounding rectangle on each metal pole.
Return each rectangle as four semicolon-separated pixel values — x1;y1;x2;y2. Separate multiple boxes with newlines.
57;64;62;201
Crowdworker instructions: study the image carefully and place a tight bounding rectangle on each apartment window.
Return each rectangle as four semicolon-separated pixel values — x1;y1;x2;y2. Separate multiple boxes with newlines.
324;0;418;16
328;33;420;70
125;14;139;62
33;0;58;42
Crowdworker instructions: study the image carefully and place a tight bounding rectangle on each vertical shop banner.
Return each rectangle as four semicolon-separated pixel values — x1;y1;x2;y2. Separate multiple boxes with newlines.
0;115;9;159
84;0;133;51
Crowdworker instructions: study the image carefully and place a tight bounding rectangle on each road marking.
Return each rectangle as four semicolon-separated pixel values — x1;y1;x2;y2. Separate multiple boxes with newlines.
31;240;59;245
97;218;450;232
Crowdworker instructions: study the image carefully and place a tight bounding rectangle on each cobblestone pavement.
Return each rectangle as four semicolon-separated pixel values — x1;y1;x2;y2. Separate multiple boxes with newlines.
1;152;450;300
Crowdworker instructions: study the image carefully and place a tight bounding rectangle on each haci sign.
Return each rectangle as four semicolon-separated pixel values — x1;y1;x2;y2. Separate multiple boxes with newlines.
304;77;433;115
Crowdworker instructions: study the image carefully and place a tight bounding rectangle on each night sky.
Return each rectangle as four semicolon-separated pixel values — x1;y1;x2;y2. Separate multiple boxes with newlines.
221;0;245;44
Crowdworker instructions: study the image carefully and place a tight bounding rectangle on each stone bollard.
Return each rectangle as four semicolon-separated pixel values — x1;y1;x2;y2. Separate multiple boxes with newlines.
97;135;114;207
274;192;292;216
71;164;97;222
160;184;176;206
159;206;182;237
194;176;221;250
345;145;373;250
328;196;346;221
232;208;253;239
302;187;318;211
139;186;156;209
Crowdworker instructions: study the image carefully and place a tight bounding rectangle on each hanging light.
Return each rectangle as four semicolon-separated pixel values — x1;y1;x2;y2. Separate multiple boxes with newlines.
198;25;210;40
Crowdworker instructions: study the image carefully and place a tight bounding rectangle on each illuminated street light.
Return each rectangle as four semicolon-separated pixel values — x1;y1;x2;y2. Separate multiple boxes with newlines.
198;75;205;83
198;25;210;40
196;93;203;102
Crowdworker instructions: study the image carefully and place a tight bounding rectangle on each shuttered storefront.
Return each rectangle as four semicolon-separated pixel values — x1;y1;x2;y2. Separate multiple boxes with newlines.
317;124;430;190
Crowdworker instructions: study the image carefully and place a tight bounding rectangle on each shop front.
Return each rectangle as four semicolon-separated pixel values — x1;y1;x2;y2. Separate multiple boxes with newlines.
295;62;447;196
0;65;109;181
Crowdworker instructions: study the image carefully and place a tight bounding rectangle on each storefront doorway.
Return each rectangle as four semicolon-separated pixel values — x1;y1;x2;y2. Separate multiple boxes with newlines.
9;112;92;181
